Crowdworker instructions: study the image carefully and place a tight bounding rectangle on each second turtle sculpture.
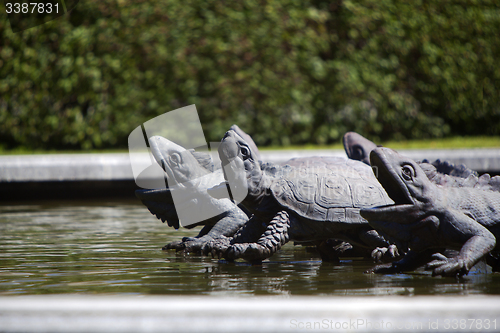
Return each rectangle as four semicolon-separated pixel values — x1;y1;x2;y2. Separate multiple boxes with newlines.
343;131;500;262
361;147;500;277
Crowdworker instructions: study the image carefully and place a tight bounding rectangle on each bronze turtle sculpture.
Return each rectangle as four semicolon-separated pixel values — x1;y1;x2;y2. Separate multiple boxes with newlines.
136;125;354;256
205;129;395;263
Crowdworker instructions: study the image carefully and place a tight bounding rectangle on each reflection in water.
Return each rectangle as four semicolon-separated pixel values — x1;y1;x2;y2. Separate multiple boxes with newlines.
1;200;500;296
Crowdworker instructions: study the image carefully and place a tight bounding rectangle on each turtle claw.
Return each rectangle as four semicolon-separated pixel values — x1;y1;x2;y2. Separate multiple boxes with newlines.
225;244;247;260
162;240;186;251
180;239;207;254
371;245;401;263
430;252;448;262
426;255;468;277
371;248;384;262
163;237;212;254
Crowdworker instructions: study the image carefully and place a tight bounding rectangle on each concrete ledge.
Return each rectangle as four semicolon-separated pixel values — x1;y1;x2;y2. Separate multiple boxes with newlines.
1;148;499;183
1;295;499;332
262;148;500;174
0;149;498;200
398;148;500;174
0;153;142;200
0;153;135;182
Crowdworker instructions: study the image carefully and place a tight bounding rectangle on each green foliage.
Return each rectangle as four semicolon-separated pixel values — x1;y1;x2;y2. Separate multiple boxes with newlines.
313;0;500;141
0;0;499;150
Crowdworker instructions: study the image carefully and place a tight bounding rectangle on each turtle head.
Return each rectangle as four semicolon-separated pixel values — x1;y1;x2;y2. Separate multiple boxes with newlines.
360;148;438;249
342;132;378;166
148;136;210;187
208;129;261;202
229;124;262;161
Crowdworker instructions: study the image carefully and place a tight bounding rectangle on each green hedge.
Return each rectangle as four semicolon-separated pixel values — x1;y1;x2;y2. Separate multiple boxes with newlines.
1;0;499;150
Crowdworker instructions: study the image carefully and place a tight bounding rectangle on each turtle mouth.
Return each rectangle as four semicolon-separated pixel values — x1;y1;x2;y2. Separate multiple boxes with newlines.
360;148;421;241
218;131;240;164
370;148;414;206
342;132;377;163
208;130;251;201
148;136;180;185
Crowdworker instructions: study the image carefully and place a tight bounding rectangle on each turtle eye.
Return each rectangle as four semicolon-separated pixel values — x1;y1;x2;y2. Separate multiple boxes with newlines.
352;145;364;160
401;165;413;181
240;146;250;158
170;153;181;166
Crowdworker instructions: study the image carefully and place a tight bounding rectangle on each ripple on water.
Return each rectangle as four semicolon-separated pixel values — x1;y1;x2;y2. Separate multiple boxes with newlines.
1;199;500;295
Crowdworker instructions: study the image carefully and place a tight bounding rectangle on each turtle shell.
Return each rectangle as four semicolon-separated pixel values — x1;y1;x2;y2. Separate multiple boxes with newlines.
270;158;393;223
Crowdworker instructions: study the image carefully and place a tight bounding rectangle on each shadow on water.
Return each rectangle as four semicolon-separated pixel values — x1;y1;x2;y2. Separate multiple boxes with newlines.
1;200;500;296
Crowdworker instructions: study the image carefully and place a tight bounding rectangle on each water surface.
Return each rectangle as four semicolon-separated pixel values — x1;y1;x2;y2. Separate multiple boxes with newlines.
1;200;499;296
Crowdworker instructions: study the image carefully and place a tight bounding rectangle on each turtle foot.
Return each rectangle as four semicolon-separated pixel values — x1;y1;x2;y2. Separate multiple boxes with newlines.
162;236;212;254
225;243;267;261
426;253;469;277
202;236;232;259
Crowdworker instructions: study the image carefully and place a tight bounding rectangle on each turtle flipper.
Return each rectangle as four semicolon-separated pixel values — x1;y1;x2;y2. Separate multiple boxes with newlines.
228;213;269;243
425;209;497;277
162;225;213;252
176;209;249;254
224;211;290;262
166;209;249;254
202;214;268;257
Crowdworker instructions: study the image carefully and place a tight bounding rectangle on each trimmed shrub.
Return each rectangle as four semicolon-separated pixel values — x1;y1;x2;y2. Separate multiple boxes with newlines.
0;0;498;150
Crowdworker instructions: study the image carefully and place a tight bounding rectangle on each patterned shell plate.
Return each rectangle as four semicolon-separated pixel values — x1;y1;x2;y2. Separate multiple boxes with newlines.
270;158;393;223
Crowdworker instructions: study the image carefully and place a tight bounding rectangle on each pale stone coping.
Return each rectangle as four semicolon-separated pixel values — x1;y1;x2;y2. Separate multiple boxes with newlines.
262;148;500;173
0;153;137;181
0;295;499;332
0;148;499;182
